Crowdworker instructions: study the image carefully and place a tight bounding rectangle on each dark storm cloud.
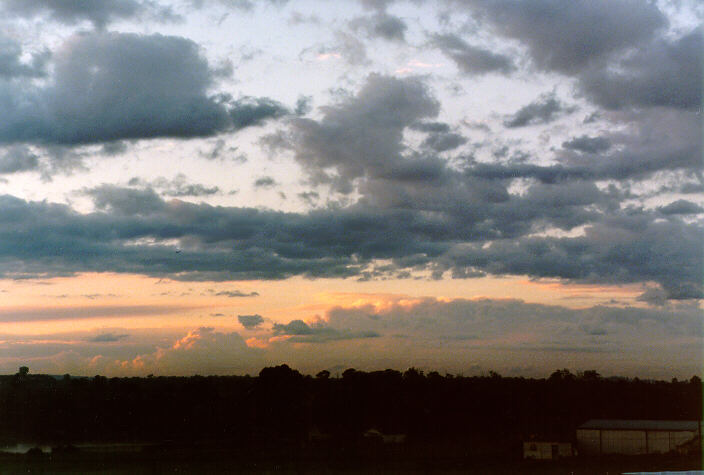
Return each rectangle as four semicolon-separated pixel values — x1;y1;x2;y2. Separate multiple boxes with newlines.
0;32;288;146
272;319;379;343
658;200;704;216
503;93;573;128
0;0;177;28
351;13;408;41
431;34;515;75
454;0;667;74
238;314;264;329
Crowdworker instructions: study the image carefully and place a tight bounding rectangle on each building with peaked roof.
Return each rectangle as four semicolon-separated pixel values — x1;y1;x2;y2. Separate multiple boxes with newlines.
576;419;701;455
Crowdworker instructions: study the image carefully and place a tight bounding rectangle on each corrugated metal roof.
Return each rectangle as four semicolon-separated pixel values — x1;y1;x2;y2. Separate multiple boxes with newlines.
578;419;700;431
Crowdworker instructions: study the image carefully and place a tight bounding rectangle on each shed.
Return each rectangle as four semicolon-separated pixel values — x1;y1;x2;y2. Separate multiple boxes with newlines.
576;419;701;455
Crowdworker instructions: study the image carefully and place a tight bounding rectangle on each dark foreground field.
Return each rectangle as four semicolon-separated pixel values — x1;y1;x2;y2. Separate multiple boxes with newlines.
0;366;700;473
0;448;700;474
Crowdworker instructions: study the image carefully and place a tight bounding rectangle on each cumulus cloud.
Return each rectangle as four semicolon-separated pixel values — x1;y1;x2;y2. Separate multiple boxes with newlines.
278;74;440;191
0;32;287;146
124;327;265;375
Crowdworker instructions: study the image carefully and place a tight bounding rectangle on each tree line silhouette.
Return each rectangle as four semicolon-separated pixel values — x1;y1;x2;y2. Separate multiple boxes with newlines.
0;365;700;460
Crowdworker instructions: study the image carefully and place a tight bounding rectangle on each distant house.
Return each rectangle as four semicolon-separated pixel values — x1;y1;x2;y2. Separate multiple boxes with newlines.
523;441;574;460
576;419;701;455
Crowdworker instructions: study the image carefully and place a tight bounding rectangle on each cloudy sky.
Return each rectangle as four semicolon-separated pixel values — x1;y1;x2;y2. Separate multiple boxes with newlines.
0;0;701;379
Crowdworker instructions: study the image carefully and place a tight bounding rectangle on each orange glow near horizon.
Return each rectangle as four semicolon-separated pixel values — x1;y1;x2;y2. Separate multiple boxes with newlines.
0;271;657;336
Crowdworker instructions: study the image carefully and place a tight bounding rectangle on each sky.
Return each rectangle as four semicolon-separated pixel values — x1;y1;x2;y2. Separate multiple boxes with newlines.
0;0;701;379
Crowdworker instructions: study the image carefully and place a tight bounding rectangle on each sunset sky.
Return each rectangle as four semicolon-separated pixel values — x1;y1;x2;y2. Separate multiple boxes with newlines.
0;0;701;379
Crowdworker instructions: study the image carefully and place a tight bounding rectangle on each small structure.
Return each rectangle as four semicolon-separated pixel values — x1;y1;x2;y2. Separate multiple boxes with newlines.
523;441;574;460
576;419;701;455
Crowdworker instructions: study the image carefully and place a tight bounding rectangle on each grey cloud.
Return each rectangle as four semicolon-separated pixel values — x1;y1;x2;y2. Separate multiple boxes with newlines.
410;122;450;133
558;109;701;179
272;319;380;343
254;176;276;188
238;314;264;329
333;31;369;65
0;0;178;28
0;146;39;174
323;297;702;373
0;35;49;78
213;290;259;297
503;93;573;128
562;136;611;154
358;0;395;11
0;32;287;146
432;33;515;75
421;132;467;152
227;96;290;129
129;175;220;197
351;13;408;41
657;200;704;216
273;319;314;335
295;96;312;116
579;28;703;110
298;191;319;204
455;0;666;74
636;287;669;307
442;215;703;300
0;304;191;322
279;74;440;191
88;333;130;343
0;187;699;301
88;185;165;215
101;142;128;156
